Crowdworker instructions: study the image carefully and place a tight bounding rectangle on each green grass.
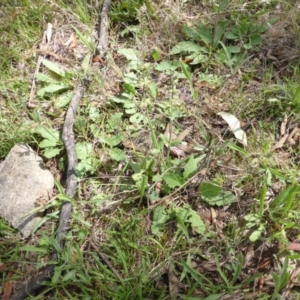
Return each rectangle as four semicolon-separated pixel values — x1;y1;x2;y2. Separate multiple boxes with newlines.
1;0;300;299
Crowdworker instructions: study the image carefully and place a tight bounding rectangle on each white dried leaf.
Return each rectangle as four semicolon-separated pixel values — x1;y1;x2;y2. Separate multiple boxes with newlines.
170;146;186;158
46;23;53;43
217;112;247;146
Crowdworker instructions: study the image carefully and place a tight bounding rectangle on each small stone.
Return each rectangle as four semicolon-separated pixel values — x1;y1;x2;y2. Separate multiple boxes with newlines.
0;144;54;237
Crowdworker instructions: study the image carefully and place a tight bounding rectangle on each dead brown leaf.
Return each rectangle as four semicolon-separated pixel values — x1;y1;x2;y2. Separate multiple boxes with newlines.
92;55;105;64
164;123;177;140
64;32;77;49
177;126;193;141
286;242;300;251
176;144;193;154
3;272;13;300
194;81;208;87
0;263;11;273
170;146;186;158
282;261;300;298
210;207;217;224
294;130;299;141
287;127;300;145
164;124;193;157
198;210;229;222
273;133;288;150
280;114;288;136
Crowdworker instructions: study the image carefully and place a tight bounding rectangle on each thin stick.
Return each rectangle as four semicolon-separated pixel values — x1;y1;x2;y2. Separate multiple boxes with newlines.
10;80;89;300
12;0;112;297
97;0;111;52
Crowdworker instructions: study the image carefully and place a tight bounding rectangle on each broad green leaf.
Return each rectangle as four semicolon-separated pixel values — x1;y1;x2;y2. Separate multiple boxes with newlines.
106;112;123;131
188;52;209;64
219;0;229;11
76;159;95;176
39;139;58;148
213;22;225;47
227;45;241;53
174;206;189;220
124;72;138;85
52;268;61;283
37;84;69;97
43;147;62;158
183;155;205;179
123;100;136;109
163;173;184;188
244;214;260;227
42;59;65;77
118;48;139;61
183;25;201;42
188;209;205;234
35;126;60;141
200;182;236;206
196;25;212;45
129;160;141;173
149;191;159;202
132;172;143;183
151;49;160;61
35;72;56;84
76;142;93;160
170;41;207;55
128;60;139;71
225;32;239;40
151;206;169;234
205;190;236;206
62;270;76;282
89;107;100;121
200;182;221;198
109;148;126;161
249;224;265;242
155;60;181;72
125;108;136;115
102;133;124;147
54;92;72;108
148;82;158;98
89;124;100;138
129;113;144;124
250;33;262;46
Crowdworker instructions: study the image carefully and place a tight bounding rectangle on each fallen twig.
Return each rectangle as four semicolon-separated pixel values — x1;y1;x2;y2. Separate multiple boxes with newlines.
10;79;89;300
29;49;71;64
97;0;111;52
10;0;113;297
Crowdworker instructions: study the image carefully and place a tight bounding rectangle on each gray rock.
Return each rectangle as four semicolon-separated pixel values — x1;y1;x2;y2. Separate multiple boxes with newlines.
0;144;54;237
